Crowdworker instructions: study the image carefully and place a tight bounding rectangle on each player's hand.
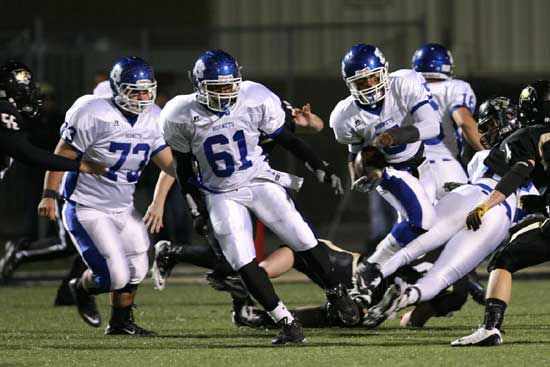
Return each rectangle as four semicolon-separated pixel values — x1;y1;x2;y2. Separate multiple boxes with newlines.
315;165;344;195
38;198;57;221
351;168;383;193
143;203;164;234
443;181;465;192
373;131;396;147
79;160;107;175
292;103;323;132
466;204;489;231
193;215;209;236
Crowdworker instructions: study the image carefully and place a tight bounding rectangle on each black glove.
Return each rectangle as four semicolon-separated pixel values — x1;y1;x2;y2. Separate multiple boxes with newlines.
466;204;489;231
443;181;465;192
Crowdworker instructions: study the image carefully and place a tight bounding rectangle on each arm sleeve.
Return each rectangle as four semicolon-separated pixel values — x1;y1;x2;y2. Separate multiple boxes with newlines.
272;125;326;171
0;131;79;171
172;149;204;210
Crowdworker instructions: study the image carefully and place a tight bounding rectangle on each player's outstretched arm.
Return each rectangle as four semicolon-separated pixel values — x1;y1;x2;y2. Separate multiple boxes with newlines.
292;103;324;133
273;126;344;194
0;129;91;173
466;160;534;231
151;147;176;177
452;107;484;151
38;139;81;221
144;170;175;234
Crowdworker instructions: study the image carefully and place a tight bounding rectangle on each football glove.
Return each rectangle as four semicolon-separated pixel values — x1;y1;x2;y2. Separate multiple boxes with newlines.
351;169;383;193
314;163;344;195
443;181;465;192
466;204;489;231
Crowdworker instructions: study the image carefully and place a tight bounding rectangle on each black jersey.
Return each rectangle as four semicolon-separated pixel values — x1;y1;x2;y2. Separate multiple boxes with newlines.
0;99;79;180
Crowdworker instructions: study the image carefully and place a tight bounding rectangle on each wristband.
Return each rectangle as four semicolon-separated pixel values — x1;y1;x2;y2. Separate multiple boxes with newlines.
42;189;58;199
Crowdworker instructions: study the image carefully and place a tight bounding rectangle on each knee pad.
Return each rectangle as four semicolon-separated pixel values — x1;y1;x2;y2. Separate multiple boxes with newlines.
391;221;426;246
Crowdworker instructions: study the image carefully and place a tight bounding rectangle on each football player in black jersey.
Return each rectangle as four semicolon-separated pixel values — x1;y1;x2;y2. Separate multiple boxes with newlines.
0;61;105;178
452;80;550;347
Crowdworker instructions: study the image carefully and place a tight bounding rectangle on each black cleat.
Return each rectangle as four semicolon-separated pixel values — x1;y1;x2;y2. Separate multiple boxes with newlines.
68;278;101;327
105;322;158;336
207;272;249;299
271;318;306;345
232;298;276;329
0;239;26;280
325;283;361;325
354;259;383;296
54;281;76;306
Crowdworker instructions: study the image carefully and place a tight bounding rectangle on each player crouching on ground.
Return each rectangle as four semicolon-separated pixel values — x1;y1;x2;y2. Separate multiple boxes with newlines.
38;56;176;336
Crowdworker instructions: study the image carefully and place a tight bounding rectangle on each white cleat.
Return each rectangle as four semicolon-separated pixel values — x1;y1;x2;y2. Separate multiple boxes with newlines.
451;326;502;347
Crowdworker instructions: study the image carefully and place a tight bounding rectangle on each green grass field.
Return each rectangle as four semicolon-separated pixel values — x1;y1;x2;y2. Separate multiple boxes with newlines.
1;279;550;367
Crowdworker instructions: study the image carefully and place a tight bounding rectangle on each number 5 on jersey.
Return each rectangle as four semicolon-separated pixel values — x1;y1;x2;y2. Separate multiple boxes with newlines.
204;129;252;177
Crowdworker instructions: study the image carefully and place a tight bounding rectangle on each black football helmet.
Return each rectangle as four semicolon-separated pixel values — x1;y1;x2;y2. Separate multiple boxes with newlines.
477;96;519;149
518;80;550;126
0;61;42;118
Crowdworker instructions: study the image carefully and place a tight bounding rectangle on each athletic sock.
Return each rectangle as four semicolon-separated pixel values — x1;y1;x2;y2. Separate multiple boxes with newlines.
110;305;133;326
268;301;294;324
483;298;507;330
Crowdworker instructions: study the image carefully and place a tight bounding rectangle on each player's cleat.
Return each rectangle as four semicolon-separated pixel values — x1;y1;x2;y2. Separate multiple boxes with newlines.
0;239;27;280
54;281;76;306
207;272;249;299
232;298;276;329
68;278;101;327
105;322;158;336
151;240;176;291
271;318;306;345
353;259;383;300
362;284;408;329
451;326;502;347
325;283;361;325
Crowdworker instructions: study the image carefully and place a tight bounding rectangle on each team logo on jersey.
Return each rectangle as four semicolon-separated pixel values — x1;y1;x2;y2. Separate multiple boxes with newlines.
193;116;200;122
114;120;119;127
354;119;363;127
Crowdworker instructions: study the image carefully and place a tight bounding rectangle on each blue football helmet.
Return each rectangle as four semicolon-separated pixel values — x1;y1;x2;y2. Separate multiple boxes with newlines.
412;43;454;80
109;56;157;115
191;50;242;113
341;44;389;106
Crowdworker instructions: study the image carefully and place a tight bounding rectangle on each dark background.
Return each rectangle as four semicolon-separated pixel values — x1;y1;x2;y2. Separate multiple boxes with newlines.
1;0;549;252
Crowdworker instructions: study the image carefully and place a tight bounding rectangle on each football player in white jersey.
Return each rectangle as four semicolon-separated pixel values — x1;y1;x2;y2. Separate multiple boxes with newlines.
330;44;441;298
412;43;484;199
37;56;176;336
161;49;360;344
360;97;539;329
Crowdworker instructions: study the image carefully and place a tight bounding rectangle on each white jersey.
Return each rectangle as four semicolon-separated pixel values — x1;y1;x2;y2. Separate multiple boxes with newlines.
162;81;286;192
423;79;476;159
330;69;433;164
467;150;539;222
60;95;167;211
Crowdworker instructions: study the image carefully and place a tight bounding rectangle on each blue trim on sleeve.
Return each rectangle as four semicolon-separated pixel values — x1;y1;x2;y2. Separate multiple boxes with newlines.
410;99;430;114
261;124;285;139
151;144;168;157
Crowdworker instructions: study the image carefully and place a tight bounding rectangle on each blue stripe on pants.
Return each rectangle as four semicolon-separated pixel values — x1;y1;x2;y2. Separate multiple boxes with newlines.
380;171;424;227
63;202;111;290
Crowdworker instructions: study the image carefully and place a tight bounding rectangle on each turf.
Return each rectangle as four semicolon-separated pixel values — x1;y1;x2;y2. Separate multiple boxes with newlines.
1;280;550;367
